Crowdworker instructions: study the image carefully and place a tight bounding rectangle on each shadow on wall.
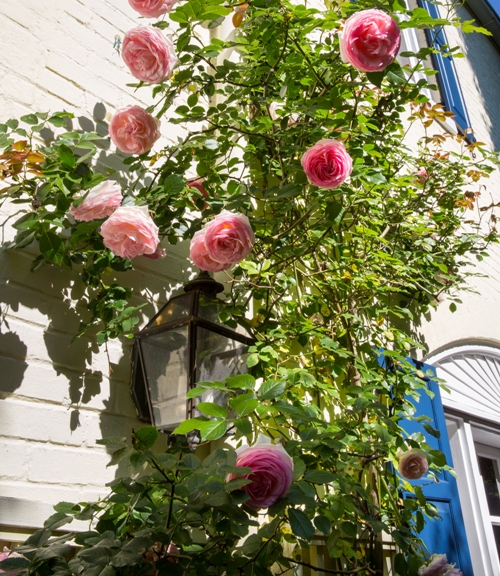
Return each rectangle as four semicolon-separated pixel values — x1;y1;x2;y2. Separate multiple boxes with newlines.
0;105;163;427
0;310;28;393
456;5;500;152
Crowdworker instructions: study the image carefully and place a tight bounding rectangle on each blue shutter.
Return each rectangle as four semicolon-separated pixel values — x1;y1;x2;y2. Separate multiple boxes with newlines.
418;0;475;142
378;354;474;574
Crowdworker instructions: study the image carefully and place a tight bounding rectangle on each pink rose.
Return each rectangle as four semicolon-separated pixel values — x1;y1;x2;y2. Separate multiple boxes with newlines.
128;0;178;17
189;229;230;272
204;210;254;264
70;181;123;222
418;555;452;576
398;449;429;480
301;139;352;189
109;106;161;155
100;205;159;259
227;443;294;508
340;9;401;73
122;27;177;84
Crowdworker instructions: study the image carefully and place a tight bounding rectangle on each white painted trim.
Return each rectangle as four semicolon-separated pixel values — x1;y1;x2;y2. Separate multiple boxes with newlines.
445;415;499;576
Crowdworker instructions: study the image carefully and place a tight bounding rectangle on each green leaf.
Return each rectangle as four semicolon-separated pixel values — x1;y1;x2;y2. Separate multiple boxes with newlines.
20;113;39;125
234;417;252;435
197;402;227;418
365;71;385;88
259;379;286;400
231;392;258;416
201;419;228;441
288;509;315;540
187;387;207;399
57;143;76;168
43;512;72;530
225;374;256;390
246;353;259;368
314;515;331;535
182;453;200;469
39;230;65;265
133;426;159;450
172;418;209;435
304;470;335;484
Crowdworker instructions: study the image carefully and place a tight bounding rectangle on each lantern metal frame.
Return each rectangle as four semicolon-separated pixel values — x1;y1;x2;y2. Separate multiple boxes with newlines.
130;272;254;432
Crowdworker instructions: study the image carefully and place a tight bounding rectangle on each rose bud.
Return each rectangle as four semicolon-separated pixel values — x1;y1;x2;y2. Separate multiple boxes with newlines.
109;105;161;155
301;139;352;189
398;448;429;480
100;205;160;259
226;443;294;509
70;181;123;222
340;9;401;73
122;27;177;84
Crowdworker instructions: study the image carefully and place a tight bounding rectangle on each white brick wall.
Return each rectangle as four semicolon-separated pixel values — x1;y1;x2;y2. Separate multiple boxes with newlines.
0;0;192;531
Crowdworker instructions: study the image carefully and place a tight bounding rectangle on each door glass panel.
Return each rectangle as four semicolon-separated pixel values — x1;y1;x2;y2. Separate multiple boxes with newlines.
478;456;500;516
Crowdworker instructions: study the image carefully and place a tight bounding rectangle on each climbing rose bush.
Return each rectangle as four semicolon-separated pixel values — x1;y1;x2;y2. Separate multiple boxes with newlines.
100;205;159;259
70;181;123;222
128;0;178;17
340;9;401;72
189;229;230;272
122;27;177;84
301;139;353;189
109;105;160;154
398;449;429;479
227;443;294;508
203;211;254;264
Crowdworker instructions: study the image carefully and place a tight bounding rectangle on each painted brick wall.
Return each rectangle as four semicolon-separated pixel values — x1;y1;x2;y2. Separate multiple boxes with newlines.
418;5;500;357
0;0;196;534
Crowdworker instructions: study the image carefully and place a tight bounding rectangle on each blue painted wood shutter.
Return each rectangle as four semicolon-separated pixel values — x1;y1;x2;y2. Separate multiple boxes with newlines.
418;0;475;142
378;355;474;574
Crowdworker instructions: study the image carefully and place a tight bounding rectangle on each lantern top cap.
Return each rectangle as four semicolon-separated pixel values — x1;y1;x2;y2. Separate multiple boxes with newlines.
183;271;224;297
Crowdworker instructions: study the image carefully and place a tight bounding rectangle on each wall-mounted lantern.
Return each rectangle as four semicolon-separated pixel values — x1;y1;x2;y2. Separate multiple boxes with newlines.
130;272;254;432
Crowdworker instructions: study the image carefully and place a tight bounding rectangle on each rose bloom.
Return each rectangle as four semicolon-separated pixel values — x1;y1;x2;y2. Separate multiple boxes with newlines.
301;139;352;189
109;106;161;155
398;448;429;480
340;9;401;73
128;0;178;18
70;181;123;222
100;205;159;259
418;554;452;576
204;210;255;264
190;229;230;272
122;27;177;84
227;443;294;508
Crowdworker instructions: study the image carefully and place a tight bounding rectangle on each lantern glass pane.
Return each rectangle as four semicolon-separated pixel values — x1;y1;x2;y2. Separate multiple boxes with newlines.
146;292;194;329
197;294;252;338
195;326;249;406
139;326;189;429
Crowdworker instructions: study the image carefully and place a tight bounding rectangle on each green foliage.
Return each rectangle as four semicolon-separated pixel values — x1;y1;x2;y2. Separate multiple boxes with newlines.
1;0;498;573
